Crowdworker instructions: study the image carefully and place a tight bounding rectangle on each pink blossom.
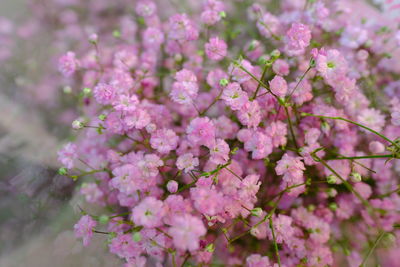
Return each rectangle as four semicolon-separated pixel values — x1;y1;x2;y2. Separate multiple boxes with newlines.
58;143;77;169
246;254;272;267
93;83;117;105
80;183;104;203
186;117;216;148
132;197;165;228
209;139;230;164
150;128;179;154
168;14;199;42
74;215;97;246
113;94;139;112
168;214;206;251
166;180;178;193
272;59;290;76
205;37;227;61
135;0;157;17
109;233;142;259
58;51;78;77
176;153;199;173
221;82;249;111
269;75;288;97
285;22;311;55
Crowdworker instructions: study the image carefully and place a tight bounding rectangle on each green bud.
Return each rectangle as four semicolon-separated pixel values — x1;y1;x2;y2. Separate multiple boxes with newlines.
270;49;280;59
329;203;337;211
205;243;215;252
327;174;337;184
63;86;72;94
309;58;316;67
58;167;68;175
112;30;121;38
99;215;109;225
132;232;142;242
83;87;91;95
307;204;315;212
98;114;107;121
251;207;263;217
230;147;239;155
219;11;226;18
350;172;362;183
219;78;229;87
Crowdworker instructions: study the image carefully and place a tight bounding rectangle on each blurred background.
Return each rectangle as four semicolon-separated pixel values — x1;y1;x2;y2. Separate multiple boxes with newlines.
0;0;399;266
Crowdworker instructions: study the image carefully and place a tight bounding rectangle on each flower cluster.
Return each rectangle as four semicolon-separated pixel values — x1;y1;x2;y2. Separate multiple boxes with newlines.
53;0;400;266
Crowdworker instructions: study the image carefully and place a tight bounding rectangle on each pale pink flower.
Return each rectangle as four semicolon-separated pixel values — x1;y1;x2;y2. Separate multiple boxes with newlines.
176;153;199;173
168;214;206;251
150;128;179;154
74;215;97;246
132;197;165;228
205;36;227;61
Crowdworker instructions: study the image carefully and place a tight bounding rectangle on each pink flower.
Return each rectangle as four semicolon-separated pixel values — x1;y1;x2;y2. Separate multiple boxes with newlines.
357;108;386;132
58;51;78;77
237;101;262;128
272;59;290;76
58;143;77;169
205;37;227;61
132;197;165;228
74;215;97;246
168;213;206;251
266;214;294;244
186;117;216;148
210;139;230;164
228;60;254;83
167;180;178;193
135;0;157;17
221;82;249;111
256;13;280;38
109;233;142;259
316;49;348;83
143;27;164;48
168;13;199;41
240;130;273;159
170;69;199;104
137;154;163;178
176;153;199;173
276;153;305;195
285;22;311;56
150;128;179;154
191;180;224;216
93;83;117;105
113;94;139;112
269;75;288;97
110;164;139;195
80;183;104;203
246;254;272;267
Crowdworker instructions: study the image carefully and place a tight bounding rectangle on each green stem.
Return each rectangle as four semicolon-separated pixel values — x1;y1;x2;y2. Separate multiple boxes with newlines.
328;154;396;160
200;87;224;116
269;217;282;267
284;106;299;151
360;231;385;267
252;62;270;100
301;113;400;150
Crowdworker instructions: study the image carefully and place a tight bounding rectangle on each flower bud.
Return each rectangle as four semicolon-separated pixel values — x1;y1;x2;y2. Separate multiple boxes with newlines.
72;119;84;129
132;232;142;242
99;215;109;224
350;172;362;183
251;207;263;217
167;180;178;193
58;167;68;175
327;174;337;184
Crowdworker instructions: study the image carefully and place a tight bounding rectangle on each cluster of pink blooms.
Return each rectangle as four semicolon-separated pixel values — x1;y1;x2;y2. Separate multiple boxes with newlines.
53;0;400;266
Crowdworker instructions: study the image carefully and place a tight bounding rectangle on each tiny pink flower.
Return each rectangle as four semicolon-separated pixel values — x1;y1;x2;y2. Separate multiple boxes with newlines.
58;51;78;77
210;139;230;164
167;180;178;193
58;143;77;169
168;213;206;251
113;94;139;112
186;117;216;148
93;83;117;105
132;197;165;228
205;36;227;61
74;215;97;246
176;153;199;173
150;128;179;154
269;75;288;97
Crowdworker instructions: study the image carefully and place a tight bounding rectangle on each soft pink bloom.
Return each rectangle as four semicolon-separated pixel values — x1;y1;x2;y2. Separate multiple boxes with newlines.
58;51;78;77
93;83;117;105
135;0;157;17
272;59;290;76
221;82;249;111
269;75;288;97
186;117;216;148
74;215;97;246
109;233;142;259
246;254;272;267
285;22;311;55
176;153;199;173
209;139;230;164
132;197;165;228
80;183;104;203
167;180;178;193
150;128;179;154
168;14;199;41
168;214;206;251
113;94;139;112
58;143;77;169
205;37;227;61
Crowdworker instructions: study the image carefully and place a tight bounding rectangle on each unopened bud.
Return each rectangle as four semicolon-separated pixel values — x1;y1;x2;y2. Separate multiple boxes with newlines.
251;207;263;217
350;172;362;183
327;174;337;184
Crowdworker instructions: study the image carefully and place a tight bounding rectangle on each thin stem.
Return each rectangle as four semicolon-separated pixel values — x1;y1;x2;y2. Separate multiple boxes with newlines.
302;113;400;150
311;151;372;209
200;87;224;116
284;106;299;151
288;66;312;98
269;217;282;267
328;154;397;160
360;231;385;267
252;62;270;100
